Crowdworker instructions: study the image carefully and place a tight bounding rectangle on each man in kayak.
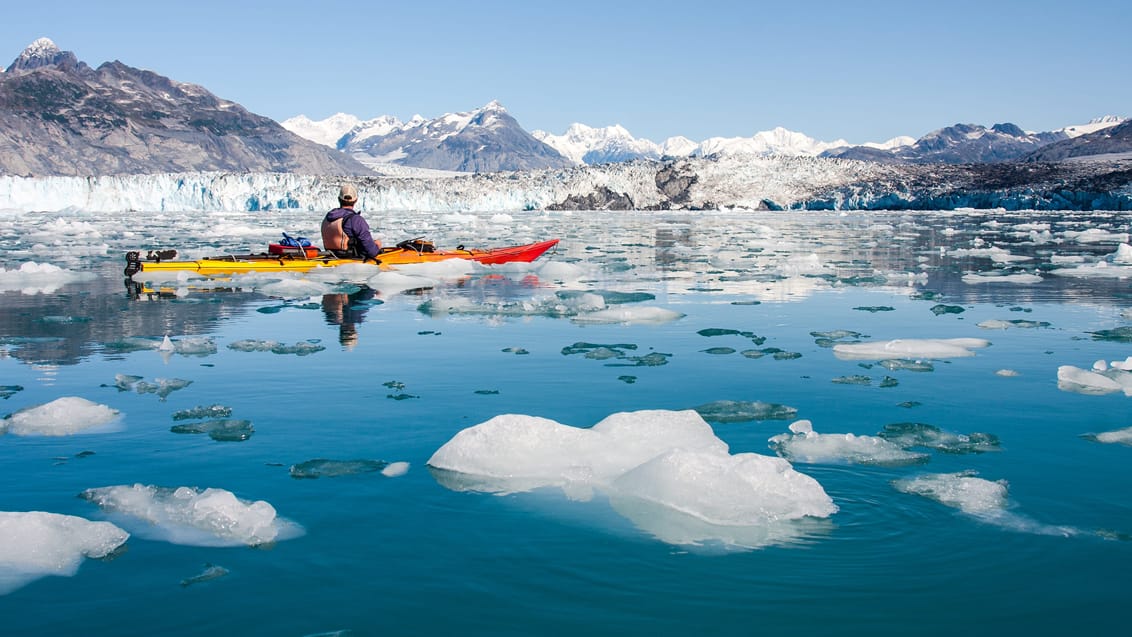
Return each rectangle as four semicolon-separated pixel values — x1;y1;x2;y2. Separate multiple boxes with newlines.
321;183;382;261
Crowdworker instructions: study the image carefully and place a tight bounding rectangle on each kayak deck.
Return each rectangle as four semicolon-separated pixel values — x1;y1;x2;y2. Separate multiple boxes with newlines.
126;239;560;275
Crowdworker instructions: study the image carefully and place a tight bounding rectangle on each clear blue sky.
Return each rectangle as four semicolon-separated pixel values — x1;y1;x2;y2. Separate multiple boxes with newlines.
3;0;1129;144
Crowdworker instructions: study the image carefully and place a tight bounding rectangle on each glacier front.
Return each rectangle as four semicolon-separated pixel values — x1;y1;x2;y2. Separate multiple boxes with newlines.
1;155;1129;213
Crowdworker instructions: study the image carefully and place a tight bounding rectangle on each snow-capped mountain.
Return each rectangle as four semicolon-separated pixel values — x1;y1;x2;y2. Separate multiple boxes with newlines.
298;101;573;173
824;118;1127;164
0;38;369;177
531;124;662;164
280;112;361;148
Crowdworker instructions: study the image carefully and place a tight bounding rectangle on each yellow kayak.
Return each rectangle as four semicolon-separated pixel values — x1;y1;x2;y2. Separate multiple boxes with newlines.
124;239;560;276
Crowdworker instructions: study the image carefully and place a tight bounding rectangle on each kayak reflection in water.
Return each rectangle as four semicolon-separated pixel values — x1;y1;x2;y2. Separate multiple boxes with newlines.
322;287;381;349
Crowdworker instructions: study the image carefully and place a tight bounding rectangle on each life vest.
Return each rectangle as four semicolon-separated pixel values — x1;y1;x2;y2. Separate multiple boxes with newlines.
321;211;356;252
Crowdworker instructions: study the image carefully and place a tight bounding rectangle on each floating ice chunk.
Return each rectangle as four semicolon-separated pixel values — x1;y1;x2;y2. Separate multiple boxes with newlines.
777;253;828;276
258;278;334;299
1086;426;1132;445
832;338;989;360
428;410;836;549
490;213;513;224
170;419;254;442
996;369;1020;377
1049;254;1085;264
383;461;410;477
769;420;929;466
79;484;302;547
289;458;389;478
535;260;586;283
180;563;229;587
1065;229;1129;244
1113;243;1132;264
950;246;1030;263
876;422;1000;454
367;270;438;294
158;334;175;352
572;306;685;325
1111;356;1132;371
2;397;120;436
227;339;325;356
693;400;798;423
1056;365;1131;396
0;261;97;294
962;272;1042;284
1050;261;1132;279
0;511;129;595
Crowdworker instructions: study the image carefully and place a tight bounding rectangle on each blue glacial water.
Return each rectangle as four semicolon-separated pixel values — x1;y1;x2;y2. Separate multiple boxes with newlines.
1;208;1131;636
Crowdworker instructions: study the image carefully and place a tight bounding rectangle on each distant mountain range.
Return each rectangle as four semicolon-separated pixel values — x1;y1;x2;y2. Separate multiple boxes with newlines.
0;39;368;177
286;107;1128;173
1;37;1128;180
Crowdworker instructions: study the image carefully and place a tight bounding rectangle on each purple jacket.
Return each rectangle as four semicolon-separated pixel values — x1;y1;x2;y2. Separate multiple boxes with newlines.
323;207;381;259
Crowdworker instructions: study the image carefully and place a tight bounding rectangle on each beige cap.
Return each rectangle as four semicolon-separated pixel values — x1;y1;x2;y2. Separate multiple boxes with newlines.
338;183;358;204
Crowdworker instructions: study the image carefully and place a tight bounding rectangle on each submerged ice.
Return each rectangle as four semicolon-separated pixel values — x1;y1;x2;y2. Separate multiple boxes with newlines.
894;471;1077;537
427;409;837;549
769;420;930;466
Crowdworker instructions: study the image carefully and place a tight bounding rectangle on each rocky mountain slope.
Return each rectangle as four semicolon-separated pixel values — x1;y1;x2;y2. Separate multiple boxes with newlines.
0;39;370;177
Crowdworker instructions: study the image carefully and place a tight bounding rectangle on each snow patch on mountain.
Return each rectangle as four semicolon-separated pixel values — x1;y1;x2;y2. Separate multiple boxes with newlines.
1057;115;1127;138
280;113;361;148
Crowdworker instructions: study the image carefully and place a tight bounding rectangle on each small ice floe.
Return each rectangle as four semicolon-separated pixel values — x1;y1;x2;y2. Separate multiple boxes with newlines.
571;306;685;325
428;410;837;550
420;293;605;319
1064;229;1130;244
832;338;989;361
180;563;229;587
1089;327;1132;343
227;339;325;356
1050;261;1132;279
950;246;1030;263
535;260;587;284
961;272;1043;284
977;319;1050;330
768;420;929;466
0;511;129;595
258;278;335;299
1083;426;1132;445
893;471;1077;537
876;422;1000;454
0;261;97;294
2;397;121;436
1113;243;1132;264
172;405;233;421
289;458;389;479
79;484;302;547
693;400;798;423
996;369;1020;377
109;375;193;400
1056;363;1132;396
170;419;254;442
366;270;439;295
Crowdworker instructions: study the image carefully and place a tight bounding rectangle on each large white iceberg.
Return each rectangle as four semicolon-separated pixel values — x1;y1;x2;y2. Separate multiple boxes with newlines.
428;410;837;549
0;511;129;595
